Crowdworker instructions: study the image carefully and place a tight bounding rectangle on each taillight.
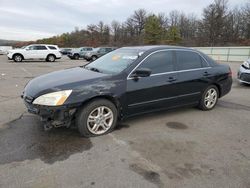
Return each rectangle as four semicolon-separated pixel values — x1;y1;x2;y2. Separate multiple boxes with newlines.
229;67;232;77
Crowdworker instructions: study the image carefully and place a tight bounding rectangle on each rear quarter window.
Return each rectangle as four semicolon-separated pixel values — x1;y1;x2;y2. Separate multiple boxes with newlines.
48;46;57;50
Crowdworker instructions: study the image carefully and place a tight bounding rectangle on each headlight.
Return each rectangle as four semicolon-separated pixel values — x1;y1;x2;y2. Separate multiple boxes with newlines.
242;61;250;69
33;90;72;106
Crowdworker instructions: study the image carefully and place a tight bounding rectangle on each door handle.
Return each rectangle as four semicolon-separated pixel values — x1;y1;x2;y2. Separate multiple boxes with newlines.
167;77;177;82
203;71;211;76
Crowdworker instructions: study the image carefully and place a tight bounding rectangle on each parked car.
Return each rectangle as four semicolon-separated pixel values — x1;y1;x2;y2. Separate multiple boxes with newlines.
0;46;13;55
83;47;117;61
22;46;232;137
7;44;62;62
238;59;250;84
67;47;93;60
60;48;73;55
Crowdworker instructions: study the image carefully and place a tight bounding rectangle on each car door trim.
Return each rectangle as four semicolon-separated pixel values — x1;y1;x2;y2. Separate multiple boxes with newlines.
127;49;211;80
128;92;201;107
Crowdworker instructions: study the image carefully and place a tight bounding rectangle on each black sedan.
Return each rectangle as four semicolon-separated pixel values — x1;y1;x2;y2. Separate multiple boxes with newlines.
22;46;232;137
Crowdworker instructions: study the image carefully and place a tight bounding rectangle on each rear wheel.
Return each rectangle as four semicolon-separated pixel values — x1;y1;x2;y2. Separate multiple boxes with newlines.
13;54;23;62
76;99;118;137
198;85;219;110
46;54;55;62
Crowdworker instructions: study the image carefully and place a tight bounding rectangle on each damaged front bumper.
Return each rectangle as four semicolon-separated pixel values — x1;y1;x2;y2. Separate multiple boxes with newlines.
238;66;250;84
22;95;78;130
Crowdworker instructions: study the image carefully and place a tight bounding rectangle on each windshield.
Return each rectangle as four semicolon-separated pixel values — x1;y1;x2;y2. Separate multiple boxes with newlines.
85;49;142;74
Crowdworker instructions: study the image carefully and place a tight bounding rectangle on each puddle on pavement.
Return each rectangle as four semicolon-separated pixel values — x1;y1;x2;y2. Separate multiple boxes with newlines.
129;163;163;188
0;115;92;164
166;122;188;129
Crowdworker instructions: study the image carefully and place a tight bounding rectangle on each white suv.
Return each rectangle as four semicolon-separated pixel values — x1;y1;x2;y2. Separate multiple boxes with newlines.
7;44;62;62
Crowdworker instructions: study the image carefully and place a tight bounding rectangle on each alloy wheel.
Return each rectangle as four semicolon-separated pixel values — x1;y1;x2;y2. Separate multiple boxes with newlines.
87;106;114;135
204;88;218;109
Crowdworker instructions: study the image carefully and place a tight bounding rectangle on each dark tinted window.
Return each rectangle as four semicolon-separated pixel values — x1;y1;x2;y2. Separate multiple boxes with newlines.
176;51;202;70
87;48;93;51
201;56;209;67
138;51;174;74
48;46;57;50
34;46;47;50
106;48;112;52
98;48;104;52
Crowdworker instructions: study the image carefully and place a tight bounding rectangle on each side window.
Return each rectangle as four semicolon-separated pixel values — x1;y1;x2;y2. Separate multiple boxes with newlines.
48;46;57;50
201;56;209;67
87;48;92;51
34;46;47;50
106;48;112;52
176;51;202;70
99;48;106;53
137;51;175;74
27;46;35;50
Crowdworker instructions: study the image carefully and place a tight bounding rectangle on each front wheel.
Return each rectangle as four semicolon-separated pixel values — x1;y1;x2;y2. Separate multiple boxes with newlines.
76;99;118;137
198;85;219;111
13;54;23;62
74;54;80;60
91;56;97;61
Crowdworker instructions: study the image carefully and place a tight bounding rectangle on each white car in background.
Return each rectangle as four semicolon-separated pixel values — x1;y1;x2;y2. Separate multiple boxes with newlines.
238;59;250;84
0;46;13;55
7;44;62;62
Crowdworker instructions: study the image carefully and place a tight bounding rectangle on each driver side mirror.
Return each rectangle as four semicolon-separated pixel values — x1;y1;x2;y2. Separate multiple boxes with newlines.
131;68;151;79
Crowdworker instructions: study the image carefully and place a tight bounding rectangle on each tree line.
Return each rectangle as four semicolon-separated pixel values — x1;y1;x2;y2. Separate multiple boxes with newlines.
18;0;250;47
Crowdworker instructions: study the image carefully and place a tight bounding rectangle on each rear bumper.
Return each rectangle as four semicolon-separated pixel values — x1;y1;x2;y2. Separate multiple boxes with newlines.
219;76;232;97
238;66;250;84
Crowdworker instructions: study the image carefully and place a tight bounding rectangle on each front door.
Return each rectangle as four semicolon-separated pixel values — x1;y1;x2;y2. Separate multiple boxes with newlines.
125;50;179;116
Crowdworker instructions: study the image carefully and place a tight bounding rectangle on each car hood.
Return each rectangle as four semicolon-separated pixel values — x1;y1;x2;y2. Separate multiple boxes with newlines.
8;49;25;53
24;67;107;98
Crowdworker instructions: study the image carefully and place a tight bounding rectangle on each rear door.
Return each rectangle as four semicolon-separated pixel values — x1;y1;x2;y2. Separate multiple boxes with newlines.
175;50;211;104
97;48;106;57
126;50;179;115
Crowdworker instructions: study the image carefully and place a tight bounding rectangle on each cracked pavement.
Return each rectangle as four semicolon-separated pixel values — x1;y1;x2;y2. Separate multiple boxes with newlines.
0;55;250;188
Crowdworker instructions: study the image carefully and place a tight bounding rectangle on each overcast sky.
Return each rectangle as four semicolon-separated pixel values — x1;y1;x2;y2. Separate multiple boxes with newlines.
0;0;248;41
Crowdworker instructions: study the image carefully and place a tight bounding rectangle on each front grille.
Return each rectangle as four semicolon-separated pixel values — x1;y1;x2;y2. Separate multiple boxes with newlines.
240;73;250;82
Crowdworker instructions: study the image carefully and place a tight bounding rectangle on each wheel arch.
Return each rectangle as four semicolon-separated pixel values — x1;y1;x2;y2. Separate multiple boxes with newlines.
212;83;221;98
78;95;122;118
46;53;56;59
12;53;24;59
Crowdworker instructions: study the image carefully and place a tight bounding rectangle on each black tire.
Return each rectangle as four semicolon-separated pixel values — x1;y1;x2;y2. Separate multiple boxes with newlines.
91;55;97;61
198;85;219;111
76;99;118;137
74;54;80;60
13;54;23;62
46;54;55;62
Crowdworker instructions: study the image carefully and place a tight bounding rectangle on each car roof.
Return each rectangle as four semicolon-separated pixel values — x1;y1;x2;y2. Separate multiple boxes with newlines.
29;44;58;46
119;45;194;51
